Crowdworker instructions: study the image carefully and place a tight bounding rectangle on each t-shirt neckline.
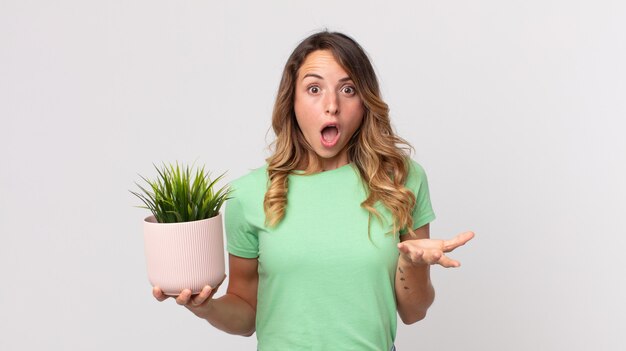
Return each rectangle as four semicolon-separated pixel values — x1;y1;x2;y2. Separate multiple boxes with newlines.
291;162;355;176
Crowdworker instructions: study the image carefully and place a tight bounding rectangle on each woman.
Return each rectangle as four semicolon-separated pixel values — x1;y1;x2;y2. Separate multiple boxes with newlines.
153;31;474;350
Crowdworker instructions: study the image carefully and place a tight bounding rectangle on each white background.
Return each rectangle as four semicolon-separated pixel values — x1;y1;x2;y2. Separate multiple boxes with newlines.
1;1;625;350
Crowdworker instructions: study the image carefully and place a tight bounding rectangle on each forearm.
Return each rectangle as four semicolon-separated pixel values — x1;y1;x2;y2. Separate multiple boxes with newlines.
395;258;435;324
197;293;256;336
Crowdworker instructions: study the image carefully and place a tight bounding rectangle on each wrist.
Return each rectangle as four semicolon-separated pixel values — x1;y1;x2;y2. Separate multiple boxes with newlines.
190;296;217;320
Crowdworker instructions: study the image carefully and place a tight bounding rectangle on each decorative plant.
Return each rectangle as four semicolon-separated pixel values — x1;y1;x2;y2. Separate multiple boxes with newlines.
131;162;232;223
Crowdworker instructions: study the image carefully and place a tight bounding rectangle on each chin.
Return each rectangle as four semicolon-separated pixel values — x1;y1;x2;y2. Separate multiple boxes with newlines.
314;149;340;160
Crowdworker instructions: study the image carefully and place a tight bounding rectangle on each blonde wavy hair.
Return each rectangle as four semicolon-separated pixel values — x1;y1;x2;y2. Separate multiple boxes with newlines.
264;31;417;237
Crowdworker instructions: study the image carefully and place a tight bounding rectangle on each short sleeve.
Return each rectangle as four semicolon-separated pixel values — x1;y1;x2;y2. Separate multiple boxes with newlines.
400;160;436;235
224;190;259;258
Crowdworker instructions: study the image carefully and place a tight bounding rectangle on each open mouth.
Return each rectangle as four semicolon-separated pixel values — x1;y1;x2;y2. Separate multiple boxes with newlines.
320;124;340;147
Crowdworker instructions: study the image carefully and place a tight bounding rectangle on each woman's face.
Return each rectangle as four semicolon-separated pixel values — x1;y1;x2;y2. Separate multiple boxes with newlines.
294;50;364;171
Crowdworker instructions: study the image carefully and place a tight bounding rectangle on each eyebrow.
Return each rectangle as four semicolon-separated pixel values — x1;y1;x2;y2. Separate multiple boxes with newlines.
302;73;352;82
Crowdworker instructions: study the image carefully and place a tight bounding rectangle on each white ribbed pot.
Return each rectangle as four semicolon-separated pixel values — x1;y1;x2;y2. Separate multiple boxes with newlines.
143;213;225;296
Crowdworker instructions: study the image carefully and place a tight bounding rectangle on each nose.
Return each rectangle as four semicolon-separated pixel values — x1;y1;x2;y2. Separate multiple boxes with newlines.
325;92;339;115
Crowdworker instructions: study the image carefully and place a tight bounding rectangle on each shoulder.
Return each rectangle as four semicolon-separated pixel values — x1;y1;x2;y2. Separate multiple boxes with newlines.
403;158;431;189
229;164;268;198
231;164;267;186
405;158;428;181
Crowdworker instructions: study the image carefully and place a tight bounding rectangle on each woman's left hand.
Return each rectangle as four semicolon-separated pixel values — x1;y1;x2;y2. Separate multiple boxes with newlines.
397;231;474;268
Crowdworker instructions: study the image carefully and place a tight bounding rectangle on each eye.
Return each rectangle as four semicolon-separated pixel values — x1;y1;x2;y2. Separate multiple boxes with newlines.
342;86;356;95
308;86;320;94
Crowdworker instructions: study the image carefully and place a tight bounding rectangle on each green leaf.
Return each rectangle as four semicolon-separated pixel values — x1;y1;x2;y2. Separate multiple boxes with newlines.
131;162;232;223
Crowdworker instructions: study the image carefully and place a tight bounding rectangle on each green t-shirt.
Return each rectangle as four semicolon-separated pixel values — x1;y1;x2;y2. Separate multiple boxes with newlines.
225;159;436;351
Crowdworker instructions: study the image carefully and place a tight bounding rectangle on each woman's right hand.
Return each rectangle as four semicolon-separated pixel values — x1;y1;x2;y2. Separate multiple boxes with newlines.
152;275;227;318
151;256;257;336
